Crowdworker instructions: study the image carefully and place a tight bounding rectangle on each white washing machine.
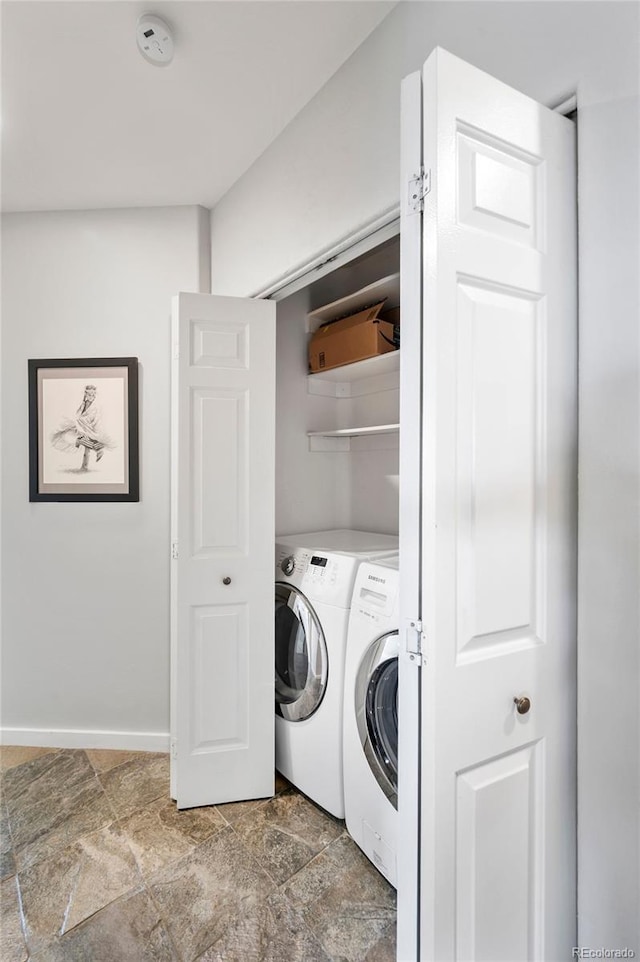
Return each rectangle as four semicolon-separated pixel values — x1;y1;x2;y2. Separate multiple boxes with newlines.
274;530;398;819
343;554;400;886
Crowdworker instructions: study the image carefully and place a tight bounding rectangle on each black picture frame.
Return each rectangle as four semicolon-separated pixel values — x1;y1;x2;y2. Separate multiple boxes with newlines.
28;357;139;502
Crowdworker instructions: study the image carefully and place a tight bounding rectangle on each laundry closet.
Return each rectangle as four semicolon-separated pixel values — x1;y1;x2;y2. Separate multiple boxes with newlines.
171;47;579;962
271;234;403;893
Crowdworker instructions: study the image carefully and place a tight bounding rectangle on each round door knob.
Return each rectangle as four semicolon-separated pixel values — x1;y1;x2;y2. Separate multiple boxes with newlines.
222;576;231;586
514;695;531;715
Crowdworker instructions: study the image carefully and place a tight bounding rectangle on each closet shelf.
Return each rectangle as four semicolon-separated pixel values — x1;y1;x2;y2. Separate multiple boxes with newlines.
307;351;400;398
307;423;399;439
308;350;399;382
306;272;400;333
307;422;399;452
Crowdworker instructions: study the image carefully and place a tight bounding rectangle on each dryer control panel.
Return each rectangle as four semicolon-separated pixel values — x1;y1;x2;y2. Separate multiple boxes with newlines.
275;545;359;608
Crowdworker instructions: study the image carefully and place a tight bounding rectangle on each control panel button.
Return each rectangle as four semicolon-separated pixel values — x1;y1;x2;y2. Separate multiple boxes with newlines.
281;555;295;576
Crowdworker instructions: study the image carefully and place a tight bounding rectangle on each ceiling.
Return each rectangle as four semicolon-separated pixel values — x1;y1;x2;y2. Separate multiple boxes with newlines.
1;1;395;213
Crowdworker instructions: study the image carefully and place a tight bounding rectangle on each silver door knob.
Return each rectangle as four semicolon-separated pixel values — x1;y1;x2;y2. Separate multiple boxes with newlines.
222;576;231;586
514;695;531;715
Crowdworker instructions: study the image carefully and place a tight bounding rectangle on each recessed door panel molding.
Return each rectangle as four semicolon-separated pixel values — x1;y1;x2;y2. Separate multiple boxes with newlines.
191;387;248;558
457;123;544;250
190;604;249;753
456;741;544;961
190;318;250;369
455;277;547;663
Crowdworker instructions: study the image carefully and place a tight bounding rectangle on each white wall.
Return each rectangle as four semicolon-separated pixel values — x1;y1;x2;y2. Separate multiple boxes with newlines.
1;206;208;749
276;286;351;536
210;1;640;949
348;431;399;536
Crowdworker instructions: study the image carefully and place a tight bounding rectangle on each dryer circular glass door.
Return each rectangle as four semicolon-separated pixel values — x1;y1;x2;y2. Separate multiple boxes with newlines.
275;583;328;722
355;631;399;809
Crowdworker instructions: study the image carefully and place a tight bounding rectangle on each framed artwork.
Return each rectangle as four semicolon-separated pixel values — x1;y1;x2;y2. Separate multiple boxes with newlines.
28;357;139;502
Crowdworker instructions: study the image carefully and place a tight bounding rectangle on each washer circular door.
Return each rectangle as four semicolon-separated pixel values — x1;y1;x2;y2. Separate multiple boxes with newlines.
355;631;399;809
275;583;328;722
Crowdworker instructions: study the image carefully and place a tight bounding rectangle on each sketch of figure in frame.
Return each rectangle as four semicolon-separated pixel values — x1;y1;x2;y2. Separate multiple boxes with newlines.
50;383;115;472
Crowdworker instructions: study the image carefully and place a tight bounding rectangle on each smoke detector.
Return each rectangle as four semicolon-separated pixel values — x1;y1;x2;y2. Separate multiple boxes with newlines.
136;14;174;66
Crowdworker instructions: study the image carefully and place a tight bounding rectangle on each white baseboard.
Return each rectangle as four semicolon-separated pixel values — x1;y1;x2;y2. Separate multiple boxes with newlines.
0;727;170;752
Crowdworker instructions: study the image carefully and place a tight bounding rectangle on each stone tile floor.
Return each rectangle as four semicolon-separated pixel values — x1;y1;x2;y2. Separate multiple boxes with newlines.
0;747;396;961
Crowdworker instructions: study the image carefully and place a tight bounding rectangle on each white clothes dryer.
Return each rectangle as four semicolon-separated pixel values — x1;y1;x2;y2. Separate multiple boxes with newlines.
343;554;400;886
274;530;398;819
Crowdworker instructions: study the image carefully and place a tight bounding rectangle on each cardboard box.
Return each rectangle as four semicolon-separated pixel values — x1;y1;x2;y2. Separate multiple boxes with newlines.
380;306;400;349
308;301;397;373
381;306;400;326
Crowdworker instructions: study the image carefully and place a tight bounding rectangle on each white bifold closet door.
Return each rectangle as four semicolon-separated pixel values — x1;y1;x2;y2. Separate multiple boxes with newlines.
170;292;275;810
398;48;577;962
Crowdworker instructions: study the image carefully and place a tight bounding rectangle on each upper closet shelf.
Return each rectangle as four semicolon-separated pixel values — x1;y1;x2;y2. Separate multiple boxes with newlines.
306;272;400;334
307;350;400;398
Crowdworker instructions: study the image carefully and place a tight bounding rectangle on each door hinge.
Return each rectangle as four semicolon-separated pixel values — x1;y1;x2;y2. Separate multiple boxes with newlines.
171;739;178;761
171;541;178;560
407;168;431;213
406;618;424;662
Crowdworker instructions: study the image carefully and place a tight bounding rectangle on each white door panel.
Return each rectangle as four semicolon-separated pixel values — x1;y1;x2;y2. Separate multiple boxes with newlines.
455;741;544;962
399;48;577;961
171;292;275;809
455;279;543;657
